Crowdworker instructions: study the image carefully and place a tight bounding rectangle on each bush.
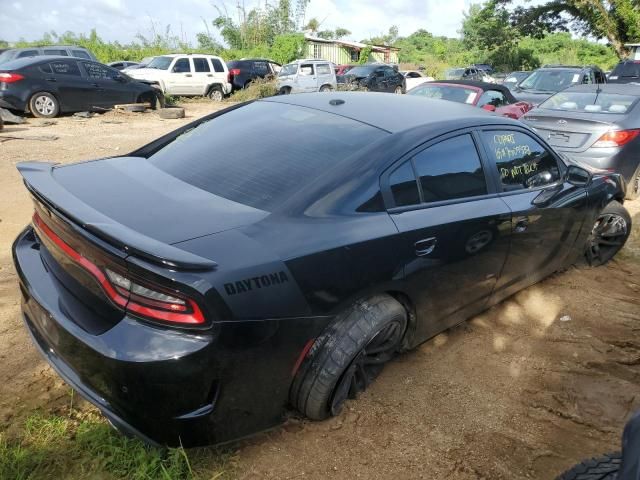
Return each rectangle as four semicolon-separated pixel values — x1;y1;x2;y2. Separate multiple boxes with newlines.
227;77;278;102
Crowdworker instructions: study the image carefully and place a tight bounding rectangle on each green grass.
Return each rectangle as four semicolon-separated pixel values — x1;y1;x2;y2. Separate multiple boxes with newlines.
0;406;235;480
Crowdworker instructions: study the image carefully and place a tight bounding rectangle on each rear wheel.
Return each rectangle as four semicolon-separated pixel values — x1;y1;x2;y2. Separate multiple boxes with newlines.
29;92;59;118
394;85;403;94
208;86;223;102
585;201;631;266
290;295;407;420
626;166;640;200
556;452;621;480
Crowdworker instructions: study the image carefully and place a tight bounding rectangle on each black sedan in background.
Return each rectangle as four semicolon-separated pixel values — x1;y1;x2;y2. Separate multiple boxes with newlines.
522;84;640;199
13;93;630;446
339;64;406;93
227;58;281;91
0;56;162;118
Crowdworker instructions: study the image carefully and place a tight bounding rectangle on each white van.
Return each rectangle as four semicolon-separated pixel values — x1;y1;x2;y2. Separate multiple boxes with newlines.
277;59;337;94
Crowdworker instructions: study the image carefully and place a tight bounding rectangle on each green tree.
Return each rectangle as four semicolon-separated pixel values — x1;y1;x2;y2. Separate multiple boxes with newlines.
511;0;640;57
335;28;351;39
305;17;321;34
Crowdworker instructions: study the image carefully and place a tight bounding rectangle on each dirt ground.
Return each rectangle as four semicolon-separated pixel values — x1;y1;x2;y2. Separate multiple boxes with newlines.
1;101;639;480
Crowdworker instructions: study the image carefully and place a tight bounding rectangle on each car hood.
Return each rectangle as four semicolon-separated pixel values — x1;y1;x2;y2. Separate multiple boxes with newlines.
126;68;165;79
49;156;269;245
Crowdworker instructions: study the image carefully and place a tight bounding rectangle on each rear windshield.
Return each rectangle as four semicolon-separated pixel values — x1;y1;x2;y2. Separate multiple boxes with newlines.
610;62;640;79
408;84;478;104
0;50;12;64
540;91;639;114
148;102;386;211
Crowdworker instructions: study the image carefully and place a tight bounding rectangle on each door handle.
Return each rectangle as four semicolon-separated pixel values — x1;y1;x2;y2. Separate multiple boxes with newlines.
45;77;56;82
415;237;437;256
207;74;213;77
514;217;529;233
185;74;192;77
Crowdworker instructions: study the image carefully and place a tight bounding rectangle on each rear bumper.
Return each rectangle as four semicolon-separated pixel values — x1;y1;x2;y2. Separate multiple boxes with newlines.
13;226;332;446
0;93;25;111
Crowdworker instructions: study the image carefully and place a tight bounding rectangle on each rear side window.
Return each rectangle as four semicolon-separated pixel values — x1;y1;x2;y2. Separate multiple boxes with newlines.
389;162;420;207
413;134;487;202
44;49;68;56
148;102;386;211
211;58;224;72
18;50;39;58
72;50;91;59
50;61;81;76
481;130;561;191
172;58;191;73
193;58;210;72
38;63;53;74
316;64;331;75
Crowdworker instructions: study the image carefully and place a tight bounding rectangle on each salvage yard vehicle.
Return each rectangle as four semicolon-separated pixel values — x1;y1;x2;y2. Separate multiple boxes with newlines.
503;71;531;90
0;56;163;118
407;80;534;119
522;84;640;199
0;45;96;64
512;64;607;105
401;70;434;90
126;54;232;101
13;93;631;447
338;64;406;93
277;59;337;94
227;58;281;91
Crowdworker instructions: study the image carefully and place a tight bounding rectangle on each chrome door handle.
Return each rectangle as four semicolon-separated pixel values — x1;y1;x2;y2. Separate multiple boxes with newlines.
185;74;192;77
415;237;437;256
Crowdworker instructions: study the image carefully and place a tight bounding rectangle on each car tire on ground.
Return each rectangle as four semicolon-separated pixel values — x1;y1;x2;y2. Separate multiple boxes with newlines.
319;85;332;92
0;115;3;131
29;92;59;118
585;200;631;267
556;452;621;480
394;86;403;94
208;86;224;102
290;294;407;420
158;107;185;119
279;87;291;95
626;166;640;200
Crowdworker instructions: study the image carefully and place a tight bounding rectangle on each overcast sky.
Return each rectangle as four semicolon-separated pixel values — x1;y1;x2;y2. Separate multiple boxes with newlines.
1;0;475;45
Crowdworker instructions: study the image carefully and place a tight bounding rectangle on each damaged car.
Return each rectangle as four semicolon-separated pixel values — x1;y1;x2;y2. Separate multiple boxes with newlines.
13;93;631;446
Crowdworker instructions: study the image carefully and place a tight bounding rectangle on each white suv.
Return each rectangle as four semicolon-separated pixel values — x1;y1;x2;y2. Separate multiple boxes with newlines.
126;54;232;101
277;59;337;94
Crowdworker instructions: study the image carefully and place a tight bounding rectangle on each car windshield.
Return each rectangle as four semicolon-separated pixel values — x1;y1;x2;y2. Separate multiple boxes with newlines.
408;85;478;104
279;63;297;76
519;70;579;92
540;91;639;114
345;66;376;76
504;72;529;83
611;62;640;79
146;56;172;70
148;101;387;211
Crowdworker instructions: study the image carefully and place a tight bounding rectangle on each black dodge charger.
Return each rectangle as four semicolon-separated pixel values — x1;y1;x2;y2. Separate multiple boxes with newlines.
13;93;631;446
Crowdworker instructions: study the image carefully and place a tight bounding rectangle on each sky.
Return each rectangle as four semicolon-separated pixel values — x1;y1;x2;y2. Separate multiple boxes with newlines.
0;0;475;45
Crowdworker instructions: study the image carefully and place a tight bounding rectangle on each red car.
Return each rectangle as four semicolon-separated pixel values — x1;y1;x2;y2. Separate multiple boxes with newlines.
407;80;533;119
335;64;357;76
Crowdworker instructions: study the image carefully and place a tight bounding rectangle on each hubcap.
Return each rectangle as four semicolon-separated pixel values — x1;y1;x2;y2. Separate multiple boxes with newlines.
329;318;405;415
210;90;222;101
34;96;55;115
586;213;628;264
395;87;402;94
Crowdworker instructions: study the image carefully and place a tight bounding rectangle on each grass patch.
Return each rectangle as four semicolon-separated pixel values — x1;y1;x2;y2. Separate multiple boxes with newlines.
0;407;235;480
227;78;278;102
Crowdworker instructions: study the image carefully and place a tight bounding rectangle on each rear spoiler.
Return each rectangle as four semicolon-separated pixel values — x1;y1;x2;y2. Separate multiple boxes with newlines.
18;162;217;271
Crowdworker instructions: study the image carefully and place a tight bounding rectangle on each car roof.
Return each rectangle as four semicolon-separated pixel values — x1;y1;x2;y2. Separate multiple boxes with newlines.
561;84;640;95
260;92;516;133
158;53;222;58
425;79;517;100
0;55;94;70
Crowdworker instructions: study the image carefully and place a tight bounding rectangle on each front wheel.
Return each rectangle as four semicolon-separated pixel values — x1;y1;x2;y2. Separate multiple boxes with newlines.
29;92;59;118
319;84;332;92
394;85;403;94
290;294;407;420
585;200;631;266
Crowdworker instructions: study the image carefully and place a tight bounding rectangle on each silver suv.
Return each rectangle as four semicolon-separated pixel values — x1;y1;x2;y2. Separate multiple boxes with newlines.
0;45;96;64
277;59;337;94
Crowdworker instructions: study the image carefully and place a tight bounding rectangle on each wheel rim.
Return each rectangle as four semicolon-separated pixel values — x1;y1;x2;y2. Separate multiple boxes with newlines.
210;90;223;101
395;86;402;94
34;95;55;115
586;212;628;264
329;318;405;415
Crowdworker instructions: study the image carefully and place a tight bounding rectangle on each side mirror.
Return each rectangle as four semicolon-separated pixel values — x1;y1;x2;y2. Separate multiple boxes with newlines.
566;164;592;186
482;104;496;112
